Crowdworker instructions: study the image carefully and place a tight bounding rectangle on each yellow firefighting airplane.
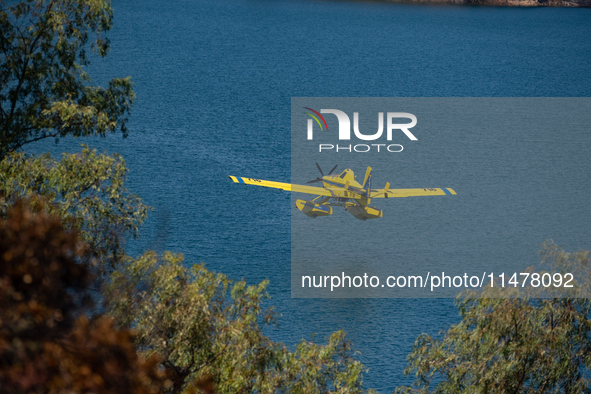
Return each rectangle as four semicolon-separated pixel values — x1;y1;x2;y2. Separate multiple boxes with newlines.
229;164;456;221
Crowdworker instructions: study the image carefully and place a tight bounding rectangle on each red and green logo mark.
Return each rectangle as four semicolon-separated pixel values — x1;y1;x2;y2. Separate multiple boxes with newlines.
304;107;328;132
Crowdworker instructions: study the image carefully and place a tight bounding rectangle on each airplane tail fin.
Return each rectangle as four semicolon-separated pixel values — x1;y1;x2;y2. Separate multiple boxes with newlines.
362;166;372;195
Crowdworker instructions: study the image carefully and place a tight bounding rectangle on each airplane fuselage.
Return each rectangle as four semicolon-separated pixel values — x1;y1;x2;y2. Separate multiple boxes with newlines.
319;168;371;206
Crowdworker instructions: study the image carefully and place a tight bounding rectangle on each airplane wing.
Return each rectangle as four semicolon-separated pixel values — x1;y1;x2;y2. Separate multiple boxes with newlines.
229;176;334;197
370;188;457;198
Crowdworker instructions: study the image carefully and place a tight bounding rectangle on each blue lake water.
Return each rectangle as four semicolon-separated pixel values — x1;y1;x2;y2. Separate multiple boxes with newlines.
29;0;591;391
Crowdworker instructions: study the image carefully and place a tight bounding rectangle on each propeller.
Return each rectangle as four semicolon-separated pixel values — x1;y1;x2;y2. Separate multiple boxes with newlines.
316;162;324;176
307;163;338;184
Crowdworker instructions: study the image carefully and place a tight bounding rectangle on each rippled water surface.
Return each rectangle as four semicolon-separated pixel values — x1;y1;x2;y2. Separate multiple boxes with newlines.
31;0;591;391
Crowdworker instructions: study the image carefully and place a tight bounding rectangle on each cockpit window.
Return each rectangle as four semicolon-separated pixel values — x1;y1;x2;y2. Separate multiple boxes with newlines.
339;172;346;179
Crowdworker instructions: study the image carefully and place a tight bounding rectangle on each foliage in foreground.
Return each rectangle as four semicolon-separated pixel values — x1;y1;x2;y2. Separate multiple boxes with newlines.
0;1;372;392
0;201;168;393
0;0;135;159
0;146;148;277
397;242;591;394
107;252;373;394
0;147;372;393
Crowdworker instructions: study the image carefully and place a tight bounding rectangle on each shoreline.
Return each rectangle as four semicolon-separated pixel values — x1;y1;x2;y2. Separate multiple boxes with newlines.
362;0;591;7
